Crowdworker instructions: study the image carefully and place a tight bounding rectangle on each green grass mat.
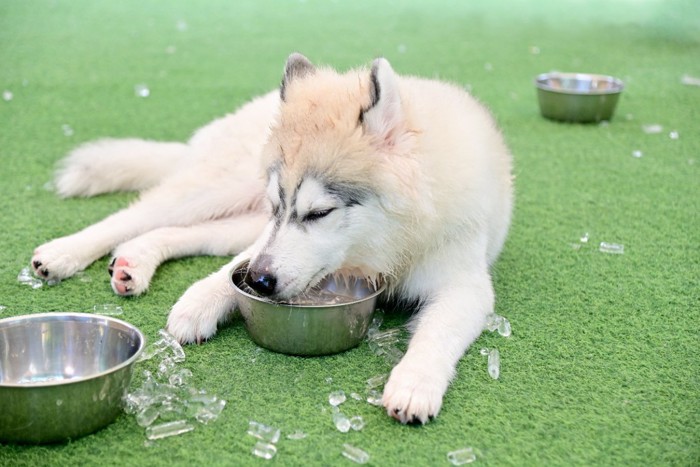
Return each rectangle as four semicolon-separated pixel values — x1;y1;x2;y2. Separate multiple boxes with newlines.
1;0;698;465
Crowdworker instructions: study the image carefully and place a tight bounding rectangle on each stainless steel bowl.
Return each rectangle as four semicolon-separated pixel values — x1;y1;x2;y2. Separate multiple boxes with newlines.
231;260;385;356
535;72;624;123
0;312;145;444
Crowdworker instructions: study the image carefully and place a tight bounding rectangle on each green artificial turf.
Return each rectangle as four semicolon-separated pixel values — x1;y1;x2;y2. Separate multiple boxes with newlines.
1;0;698;465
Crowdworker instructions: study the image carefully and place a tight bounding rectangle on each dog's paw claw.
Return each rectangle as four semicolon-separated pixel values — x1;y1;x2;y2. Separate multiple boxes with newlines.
109;256;148;296
382;360;446;425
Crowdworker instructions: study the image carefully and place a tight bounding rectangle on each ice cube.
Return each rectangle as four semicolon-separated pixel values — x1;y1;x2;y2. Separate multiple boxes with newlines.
2;90;13;101
286;430;307;440
168;368;193;386
497;317;512;337
332;412;351;433
342;444;370;464
329;390;347;406
669;130;679;140
447;447;477;465
366;389;383;406
61;124;74;137
145;420;194;440
642;124;663;134
479;347;489;356
680;74;700;86
485;313;503;332
580;232;589;243
93;304;123;316
252;441;277;460
599;242;624;254
194;398;226;424
632;150;643;158
247;420;280;444
136;405;160;427
488;348;500;380
350;415;365;431
134;84;150;98
366;373;388;389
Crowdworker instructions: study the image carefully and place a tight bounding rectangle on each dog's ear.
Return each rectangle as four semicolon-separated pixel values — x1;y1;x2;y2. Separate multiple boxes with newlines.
280;53;316;102
360;58;403;146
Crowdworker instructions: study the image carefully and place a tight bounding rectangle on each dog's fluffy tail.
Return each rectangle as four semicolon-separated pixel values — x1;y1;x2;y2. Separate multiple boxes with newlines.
55;138;192;198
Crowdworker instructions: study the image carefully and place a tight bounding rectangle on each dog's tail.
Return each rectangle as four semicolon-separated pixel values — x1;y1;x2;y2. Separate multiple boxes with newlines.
55;138;192;198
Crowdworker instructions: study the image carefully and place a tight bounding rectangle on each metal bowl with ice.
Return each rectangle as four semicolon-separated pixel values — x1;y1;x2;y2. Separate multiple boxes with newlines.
231;260;386;356
0;312;145;444
535;72;624;123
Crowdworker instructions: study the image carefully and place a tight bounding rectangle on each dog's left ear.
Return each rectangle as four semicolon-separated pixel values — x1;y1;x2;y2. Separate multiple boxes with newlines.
280;53;316;102
361;58;403;146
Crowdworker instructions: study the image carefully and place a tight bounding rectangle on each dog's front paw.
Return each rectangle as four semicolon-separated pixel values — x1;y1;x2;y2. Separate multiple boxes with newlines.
382;358;450;425
108;256;154;296
31;240;86;281
166;301;214;345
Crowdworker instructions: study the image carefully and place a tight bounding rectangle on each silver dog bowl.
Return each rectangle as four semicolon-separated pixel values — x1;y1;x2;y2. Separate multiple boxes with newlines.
535;72;624;123
0;312;145;444
231;260;385;356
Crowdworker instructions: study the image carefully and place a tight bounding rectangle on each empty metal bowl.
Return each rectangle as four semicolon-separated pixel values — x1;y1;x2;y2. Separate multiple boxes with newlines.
535;72;624;123
231;260;385;356
0;312;145;444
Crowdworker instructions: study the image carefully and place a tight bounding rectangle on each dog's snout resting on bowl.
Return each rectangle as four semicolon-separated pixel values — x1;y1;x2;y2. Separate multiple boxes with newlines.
32;53;513;425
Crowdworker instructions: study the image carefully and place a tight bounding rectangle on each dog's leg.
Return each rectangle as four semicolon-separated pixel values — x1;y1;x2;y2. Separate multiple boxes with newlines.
109;214;268;296
382;246;494;424
166;251;252;344
55;138;192;198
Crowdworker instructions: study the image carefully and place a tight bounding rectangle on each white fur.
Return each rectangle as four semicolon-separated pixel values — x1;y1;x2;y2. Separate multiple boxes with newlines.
32;55;513;426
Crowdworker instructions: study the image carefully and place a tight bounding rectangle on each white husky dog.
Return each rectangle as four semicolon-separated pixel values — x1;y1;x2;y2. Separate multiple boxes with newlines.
31;54;513;424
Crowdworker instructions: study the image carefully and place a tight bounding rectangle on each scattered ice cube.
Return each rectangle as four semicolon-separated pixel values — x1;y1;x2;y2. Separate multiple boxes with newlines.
0;305;6;313
350;392;363;401
599;242;624;254
17;267;43;289
168;368;193;386
580;232;589;243
3;90;13;101
252;441;277;460
329;390;347;406
350;415;365;431
325;377;333;384
447;447;477;465
134;84;150;98
157;356;177;376
680;74;700;86
488;348;500;380
479;347;489;356
61;124;74;137
145;420;194;440
158;329;186;362
366;389;383;406
529;45;541;55
669;130;679;140
136;405;160;427
194;398;226;424
382;346;404;365
642;124;663;134
46;278;61;286
93;304;123;316
497;316;512;337
247;420;281;444
485;313;503;332
332;412;351;433
286;430;307;440
631;150;643;158
366;373;388;389
342;444;370;464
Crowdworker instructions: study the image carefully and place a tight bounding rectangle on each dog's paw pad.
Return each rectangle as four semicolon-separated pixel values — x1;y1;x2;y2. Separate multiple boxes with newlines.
382;361;446;425
109;256;148;296
31;244;83;281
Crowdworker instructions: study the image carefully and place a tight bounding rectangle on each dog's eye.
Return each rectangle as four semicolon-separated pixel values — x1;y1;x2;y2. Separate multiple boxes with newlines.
303;208;335;222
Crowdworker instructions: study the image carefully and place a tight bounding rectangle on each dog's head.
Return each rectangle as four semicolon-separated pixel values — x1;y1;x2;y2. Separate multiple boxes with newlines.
245;53;421;300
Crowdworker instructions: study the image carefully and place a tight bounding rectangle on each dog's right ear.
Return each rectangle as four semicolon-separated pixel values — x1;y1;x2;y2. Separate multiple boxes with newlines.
280;53;316;102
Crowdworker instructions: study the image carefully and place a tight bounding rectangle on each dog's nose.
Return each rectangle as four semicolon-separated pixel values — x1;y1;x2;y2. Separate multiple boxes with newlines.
245;270;277;296
245;256;277;296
